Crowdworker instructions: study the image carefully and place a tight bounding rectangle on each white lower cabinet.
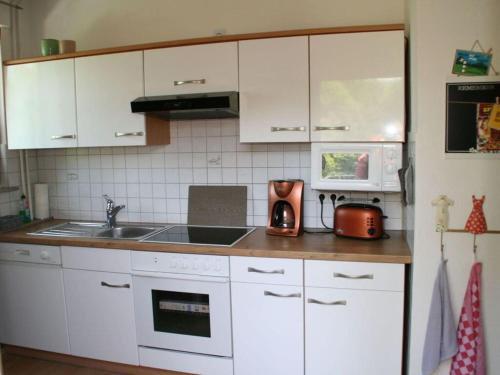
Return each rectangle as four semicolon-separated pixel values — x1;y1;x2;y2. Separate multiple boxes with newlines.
0;244;69;354
231;256;304;375
63;268;138;365
305;260;404;375
232;282;304;375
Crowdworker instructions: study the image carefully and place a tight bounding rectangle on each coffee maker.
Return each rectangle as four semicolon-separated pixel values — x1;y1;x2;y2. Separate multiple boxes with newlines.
266;179;304;237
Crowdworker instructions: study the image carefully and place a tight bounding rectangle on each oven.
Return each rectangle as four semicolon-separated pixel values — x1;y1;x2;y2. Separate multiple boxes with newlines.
132;251;232;357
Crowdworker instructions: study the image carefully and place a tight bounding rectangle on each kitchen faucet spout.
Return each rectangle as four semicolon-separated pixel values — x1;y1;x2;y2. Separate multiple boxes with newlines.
103;195;125;228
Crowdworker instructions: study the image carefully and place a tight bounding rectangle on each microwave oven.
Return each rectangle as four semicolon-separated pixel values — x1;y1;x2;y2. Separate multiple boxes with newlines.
311;143;402;192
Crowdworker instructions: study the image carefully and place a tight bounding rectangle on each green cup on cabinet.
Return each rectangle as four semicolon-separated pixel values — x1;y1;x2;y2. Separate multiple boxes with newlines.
41;39;59;56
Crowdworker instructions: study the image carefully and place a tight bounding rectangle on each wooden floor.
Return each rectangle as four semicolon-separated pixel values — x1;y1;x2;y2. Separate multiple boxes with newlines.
1;353;121;375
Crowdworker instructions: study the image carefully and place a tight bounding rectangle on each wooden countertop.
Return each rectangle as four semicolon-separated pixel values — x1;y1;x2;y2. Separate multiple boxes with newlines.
0;220;412;264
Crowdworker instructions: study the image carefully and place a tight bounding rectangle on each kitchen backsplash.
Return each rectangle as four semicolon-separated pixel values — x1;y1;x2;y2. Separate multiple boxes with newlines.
35;119;403;229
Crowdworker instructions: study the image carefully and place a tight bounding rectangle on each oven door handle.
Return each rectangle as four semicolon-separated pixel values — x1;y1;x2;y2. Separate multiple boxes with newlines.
131;270;229;283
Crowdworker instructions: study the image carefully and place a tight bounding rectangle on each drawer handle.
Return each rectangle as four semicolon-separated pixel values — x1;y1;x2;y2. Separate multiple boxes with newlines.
101;281;130;289
15;249;30;256
248;267;285;275
314;126;350;131
271;126;306;132
115;131;144;137
307;298;347;306
333;272;374;280
174;79;206;86
51;134;76;140
264;291;301;298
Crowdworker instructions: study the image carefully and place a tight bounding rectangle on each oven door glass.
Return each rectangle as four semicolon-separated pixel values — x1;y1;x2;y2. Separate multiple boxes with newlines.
152;290;211;337
133;275;232;357
321;152;370;180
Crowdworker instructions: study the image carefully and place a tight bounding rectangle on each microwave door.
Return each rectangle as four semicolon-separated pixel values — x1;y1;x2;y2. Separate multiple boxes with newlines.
311;144;382;191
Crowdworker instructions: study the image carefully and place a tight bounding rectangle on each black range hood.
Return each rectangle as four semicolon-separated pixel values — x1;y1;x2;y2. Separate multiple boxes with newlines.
131;91;239;120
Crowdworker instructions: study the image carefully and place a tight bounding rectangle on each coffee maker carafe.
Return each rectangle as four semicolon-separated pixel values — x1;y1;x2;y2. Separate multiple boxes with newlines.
266;180;304;237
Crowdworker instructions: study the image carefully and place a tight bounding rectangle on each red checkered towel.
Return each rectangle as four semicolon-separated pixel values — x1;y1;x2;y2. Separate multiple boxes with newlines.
450;262;485;375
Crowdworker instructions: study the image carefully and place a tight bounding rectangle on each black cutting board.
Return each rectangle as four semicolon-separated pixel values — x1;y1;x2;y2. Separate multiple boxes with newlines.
188;186;247;226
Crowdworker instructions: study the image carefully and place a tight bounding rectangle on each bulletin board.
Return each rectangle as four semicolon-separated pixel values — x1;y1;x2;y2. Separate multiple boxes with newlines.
446;81;500;153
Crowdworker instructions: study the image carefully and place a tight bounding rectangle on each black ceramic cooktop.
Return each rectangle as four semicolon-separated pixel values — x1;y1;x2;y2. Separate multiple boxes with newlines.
142;225;255;247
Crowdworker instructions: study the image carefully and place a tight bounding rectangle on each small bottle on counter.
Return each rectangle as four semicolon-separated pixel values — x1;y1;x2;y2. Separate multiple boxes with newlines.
18;194;31;223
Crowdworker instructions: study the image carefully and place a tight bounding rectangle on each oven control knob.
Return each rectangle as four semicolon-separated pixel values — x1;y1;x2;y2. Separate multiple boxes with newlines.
193;261;199;270
203;262;210;271
169;259;177;268
182;261;188;269
215;261;222;272
40;251;50;261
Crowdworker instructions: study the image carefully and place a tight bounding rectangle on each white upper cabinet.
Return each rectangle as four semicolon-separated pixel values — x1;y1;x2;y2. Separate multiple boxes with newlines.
144;42;238;95
310;31;405;142
75;51;146;147
239;37;309;143
5;59;77;149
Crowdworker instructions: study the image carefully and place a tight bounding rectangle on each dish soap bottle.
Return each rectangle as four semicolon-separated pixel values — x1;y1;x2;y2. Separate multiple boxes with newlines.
19;194;31;223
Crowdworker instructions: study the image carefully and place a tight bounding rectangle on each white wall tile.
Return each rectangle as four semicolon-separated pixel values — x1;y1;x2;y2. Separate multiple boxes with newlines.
252;152;267;167
40;120;403;229
207;137;222;152
151;153;165;168
126;169;139;183
179;169;194;183
192;137;207;152
221;137;237;152
252;168;268;183
139;169;153;183
222;168;237;184
237;168;252;184
193;153;207;168
222;152;236;167
207;168;222;184
193;168;208;184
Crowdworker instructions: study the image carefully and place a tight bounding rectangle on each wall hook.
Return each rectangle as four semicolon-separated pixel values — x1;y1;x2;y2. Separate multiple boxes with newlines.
440;231;445;260
473;234;478;261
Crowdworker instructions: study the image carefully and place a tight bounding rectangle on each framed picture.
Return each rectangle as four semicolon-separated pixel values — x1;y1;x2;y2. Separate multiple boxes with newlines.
446;81;500;153
452;50;492;76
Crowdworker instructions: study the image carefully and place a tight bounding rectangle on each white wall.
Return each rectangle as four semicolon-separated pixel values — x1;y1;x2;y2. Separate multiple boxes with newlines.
408;0;500;374
19;0;404;57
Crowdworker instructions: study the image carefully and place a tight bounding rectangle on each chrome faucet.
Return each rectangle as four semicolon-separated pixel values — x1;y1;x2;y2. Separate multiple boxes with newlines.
103;195;125;228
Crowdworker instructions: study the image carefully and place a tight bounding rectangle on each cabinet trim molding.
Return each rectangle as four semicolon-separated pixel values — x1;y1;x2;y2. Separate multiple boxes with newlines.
4;24;404;66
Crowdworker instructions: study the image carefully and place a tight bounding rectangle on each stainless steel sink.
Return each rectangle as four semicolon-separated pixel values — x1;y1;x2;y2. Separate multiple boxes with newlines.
95;226;158;239
29;222;164;240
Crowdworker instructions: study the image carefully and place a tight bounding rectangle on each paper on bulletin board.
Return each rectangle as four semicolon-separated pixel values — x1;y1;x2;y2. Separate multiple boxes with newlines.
446;81;500;153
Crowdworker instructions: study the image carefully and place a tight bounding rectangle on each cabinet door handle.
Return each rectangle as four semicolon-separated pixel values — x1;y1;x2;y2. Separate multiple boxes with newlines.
264;291;301;298
307;298;347;306
15;249;30;256
248;267;285;275
174;79;206;86
333;272;374;280
271;126;306;132
114;131;144;137
101;281;130;289
313;126;350;131
51;134;76;140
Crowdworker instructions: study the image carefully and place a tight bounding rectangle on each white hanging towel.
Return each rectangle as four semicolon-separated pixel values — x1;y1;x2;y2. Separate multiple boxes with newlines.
422;260;458;375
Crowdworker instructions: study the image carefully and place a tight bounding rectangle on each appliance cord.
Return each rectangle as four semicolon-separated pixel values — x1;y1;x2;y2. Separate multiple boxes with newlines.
319;194;333;230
